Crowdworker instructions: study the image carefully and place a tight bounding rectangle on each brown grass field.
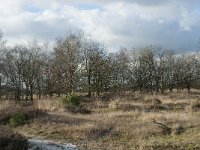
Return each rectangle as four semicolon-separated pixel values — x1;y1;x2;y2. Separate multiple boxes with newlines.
1;90;200;150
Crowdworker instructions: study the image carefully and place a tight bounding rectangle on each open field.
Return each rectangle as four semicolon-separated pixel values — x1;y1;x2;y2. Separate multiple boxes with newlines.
1;90;200;150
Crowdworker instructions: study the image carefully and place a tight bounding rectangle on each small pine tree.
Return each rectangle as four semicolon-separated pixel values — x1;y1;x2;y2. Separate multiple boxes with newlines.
9;112;26;127
63;93;80;110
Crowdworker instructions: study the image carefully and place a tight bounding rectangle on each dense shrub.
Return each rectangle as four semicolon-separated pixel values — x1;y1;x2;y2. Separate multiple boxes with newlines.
63;93;80;109
9;112;26;127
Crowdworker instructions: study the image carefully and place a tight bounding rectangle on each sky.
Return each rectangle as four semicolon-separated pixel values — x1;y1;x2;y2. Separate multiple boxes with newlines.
0;0;200;52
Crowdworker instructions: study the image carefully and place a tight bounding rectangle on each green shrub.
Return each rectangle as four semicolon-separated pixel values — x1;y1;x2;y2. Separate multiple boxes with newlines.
63;93;80;109
9;112;26;127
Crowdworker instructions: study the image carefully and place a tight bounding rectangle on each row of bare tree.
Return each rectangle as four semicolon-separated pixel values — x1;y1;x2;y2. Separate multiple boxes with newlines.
0;31;199;101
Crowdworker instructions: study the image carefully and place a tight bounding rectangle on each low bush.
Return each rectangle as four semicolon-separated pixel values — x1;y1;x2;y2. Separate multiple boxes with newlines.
9;112;26;127
63;93;80;110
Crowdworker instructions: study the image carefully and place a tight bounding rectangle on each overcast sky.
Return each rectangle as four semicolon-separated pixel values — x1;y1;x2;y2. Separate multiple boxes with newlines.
0;0;200;52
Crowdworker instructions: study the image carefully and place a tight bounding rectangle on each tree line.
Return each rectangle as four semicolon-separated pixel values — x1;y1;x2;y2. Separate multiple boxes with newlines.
0;31;200;101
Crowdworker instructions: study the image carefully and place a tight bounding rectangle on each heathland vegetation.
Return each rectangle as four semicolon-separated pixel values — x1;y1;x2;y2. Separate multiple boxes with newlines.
1;31;200;149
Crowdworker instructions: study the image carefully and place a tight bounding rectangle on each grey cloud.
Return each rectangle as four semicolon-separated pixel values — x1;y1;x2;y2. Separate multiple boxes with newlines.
1;0;200;52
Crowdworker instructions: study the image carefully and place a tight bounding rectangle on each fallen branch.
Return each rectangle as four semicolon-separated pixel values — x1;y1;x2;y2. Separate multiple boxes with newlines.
152;119;171;135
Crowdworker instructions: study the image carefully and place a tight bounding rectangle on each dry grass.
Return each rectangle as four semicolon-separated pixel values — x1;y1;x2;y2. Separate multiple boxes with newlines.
1;90;200;149
35;99;64;112
15;109;200;150
0;100;16;111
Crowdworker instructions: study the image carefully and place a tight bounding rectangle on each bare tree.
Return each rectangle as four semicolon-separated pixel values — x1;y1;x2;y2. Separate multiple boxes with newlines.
137;46;156;94
53;32;82;95
3;46;26;101
164;50;176;92
21;41;44;101
0;31;6;100
178;54;198;94
110;48;130;96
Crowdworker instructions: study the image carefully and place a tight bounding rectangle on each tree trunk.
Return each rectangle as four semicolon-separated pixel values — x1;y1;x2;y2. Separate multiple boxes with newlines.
0;76;2;100
30;86;34;101
88;68;91;98
15;87;21;101
187;85;191;95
